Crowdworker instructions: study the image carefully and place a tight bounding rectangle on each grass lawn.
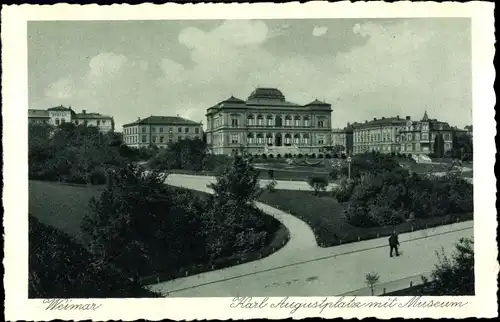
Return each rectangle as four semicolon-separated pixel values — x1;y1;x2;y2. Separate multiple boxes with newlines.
29;180;105;244
259;190;473;247
29;180;289;284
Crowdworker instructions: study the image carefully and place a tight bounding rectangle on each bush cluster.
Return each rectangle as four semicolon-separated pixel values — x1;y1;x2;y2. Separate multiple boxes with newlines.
29;123;127;185
82;157;281;282
336;167;473;228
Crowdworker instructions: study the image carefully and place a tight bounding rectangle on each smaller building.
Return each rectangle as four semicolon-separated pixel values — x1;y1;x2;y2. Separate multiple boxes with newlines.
122;115;203;149
73;110;114;133
28;105;114;133
28;109;50;124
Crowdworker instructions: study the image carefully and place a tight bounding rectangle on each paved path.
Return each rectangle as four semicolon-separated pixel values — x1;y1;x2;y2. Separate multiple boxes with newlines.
166;173;338;191
151;174;473;297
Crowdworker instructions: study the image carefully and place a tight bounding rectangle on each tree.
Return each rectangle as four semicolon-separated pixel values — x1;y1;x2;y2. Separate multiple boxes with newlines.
82;164;208;282
29;215;159;298
433;133;445;158
209;154;262;205
308;176;329;196
421;237;474;295
365;272;380;296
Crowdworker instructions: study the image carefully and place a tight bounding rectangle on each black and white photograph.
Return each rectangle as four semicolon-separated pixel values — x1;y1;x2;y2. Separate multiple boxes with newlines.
2;2;497;320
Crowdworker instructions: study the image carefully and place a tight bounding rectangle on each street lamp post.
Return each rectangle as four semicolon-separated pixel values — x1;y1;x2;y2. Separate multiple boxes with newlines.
347;156;352;181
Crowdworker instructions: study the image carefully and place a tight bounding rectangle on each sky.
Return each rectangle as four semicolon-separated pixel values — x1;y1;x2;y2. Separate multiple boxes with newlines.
28;18;472;130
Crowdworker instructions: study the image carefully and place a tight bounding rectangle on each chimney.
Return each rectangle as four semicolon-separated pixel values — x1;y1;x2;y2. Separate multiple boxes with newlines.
406;116;411;120
177;114;179;117
373;117;377;121
397;115;400;120
69;105;72;110
364;120;367;123
82;109;86;114
382;117;385;120
137;117;140;121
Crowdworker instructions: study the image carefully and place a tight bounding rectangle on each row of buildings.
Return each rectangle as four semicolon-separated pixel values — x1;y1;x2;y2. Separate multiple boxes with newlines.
30;88;472;156
28;105;114;133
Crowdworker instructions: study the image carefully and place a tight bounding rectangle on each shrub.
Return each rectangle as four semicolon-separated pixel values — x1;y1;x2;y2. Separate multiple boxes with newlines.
265;179;278;193
341;153;347;159
88;168;107;185
329;168;339;180
408;153;413;160
298;154;303;158
333;153;339;158
308;176;329;195
66;170;87;184
310;153;316;159
332;177;356;202
262;153;267;159
304;154;309;158
325;154;332;159
318;154;324;158
277;154;282;159
269;154;274;159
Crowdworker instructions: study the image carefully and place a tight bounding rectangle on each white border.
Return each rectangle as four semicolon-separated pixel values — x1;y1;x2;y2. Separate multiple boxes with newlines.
2;2;497;320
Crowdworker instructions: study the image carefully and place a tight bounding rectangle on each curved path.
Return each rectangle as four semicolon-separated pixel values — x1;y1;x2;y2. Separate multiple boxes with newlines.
148;174;473;297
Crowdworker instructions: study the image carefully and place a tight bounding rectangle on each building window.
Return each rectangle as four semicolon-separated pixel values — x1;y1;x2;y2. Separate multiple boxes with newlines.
75;120;79;125
159;136;164;143
178;127;182;133
303;134;310;144
257;115;264;126
317;120;324;128
142;135;147;143
406;144;412;151
160;127;164;133
231;134;239;144
304;116;310;127
294;116;301;127
97;120;101;126
247;133;254;144
102;120;106;124
195;128;199;134
152;136;157;143
256;134;264;144
266;115;273;126
284;134;291;145
285;115;292;127
142;127;147;133
55;119;60;125
293;134;300;145
231;117;239;127
152;127;156;133
265;134;272;145
185;127;189;133
247;115;254;126
422;133;428;140
318;135;324;145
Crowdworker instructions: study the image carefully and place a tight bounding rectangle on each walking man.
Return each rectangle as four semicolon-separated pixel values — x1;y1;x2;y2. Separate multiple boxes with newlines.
389;231;400;257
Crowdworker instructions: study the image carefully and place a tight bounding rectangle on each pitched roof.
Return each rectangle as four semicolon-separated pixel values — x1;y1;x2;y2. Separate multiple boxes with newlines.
28;109;49;118
248;88;285;101
74;112;113;119
351;116;407;128
305;99;330;106
219;96;245;104
123;116;201;127
422;110;429;121
47;105;72;112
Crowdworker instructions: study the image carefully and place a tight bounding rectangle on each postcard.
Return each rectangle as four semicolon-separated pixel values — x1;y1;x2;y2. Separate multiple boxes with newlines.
2;1;497;320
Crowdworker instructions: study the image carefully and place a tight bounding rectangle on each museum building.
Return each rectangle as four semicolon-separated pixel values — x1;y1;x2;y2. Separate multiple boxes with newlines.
205;88;333;156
